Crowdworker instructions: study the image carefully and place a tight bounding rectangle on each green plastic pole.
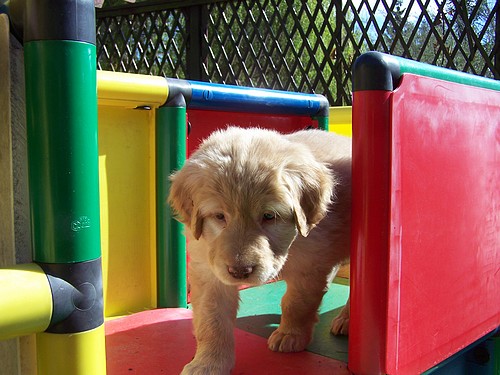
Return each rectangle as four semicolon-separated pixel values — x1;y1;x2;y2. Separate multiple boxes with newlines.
316;116;329;131
25;40;101;264
23;1;105;373
156;105;188;308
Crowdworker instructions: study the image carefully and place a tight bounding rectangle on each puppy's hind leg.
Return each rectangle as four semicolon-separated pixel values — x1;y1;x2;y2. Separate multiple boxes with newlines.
331;296;350;336
327;264;350;336
268;268;333;353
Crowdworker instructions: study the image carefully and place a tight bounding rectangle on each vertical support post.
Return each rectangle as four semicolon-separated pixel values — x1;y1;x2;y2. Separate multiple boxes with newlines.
495;2;499;79
316;116;329;130
349;90;392;375
186;4;209;81
349;53;395;374
334;0;344;106
23;0;105;374
156;97;188;308
315;95;330;130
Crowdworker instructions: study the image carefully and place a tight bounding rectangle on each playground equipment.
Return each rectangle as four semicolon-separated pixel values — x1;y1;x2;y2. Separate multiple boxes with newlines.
1;1;498;374
2;0;105;374
0;1;330;373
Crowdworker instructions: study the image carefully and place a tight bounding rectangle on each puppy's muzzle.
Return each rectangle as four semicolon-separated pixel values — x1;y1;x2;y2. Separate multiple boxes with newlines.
227;265;254;279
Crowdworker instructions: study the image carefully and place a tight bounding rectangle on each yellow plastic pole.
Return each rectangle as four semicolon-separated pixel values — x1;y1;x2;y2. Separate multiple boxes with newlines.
36;325;106;375
97;70;169;108
0;263;52;340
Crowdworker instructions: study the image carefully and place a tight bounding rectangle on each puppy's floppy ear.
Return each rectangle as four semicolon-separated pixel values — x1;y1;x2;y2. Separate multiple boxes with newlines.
190;205;204;240
168;162;204;240
283;161;335;237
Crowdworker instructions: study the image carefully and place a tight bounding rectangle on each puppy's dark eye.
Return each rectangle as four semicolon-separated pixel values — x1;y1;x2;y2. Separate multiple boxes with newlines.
262;212;275;221
214;213;226;221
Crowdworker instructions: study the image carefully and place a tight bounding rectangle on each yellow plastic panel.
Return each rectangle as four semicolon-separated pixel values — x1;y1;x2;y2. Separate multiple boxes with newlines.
329;106;352;281
97;70;168;108
329;106;352;136
0;263;52;340
36;325;106;375
98;105;157;318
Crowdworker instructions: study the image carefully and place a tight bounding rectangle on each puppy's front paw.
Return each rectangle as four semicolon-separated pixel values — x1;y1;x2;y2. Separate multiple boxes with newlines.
267;328;311;352
181;358;232;375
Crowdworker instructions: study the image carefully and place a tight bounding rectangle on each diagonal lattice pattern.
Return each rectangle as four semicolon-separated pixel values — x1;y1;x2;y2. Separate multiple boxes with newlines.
204;1;338;101
96;0;499;106
97;8;187;78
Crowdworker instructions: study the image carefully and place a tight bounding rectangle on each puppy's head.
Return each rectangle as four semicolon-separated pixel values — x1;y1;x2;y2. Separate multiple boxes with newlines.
168;127;335;286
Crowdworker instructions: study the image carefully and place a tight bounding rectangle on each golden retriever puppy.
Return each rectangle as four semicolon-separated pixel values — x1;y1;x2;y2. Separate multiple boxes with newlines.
169;127;351;375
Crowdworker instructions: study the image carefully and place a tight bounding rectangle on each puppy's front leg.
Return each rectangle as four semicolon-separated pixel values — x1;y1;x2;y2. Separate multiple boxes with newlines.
182;264;239;375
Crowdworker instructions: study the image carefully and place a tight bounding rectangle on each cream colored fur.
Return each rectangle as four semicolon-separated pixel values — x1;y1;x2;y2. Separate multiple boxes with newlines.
169;127;351;375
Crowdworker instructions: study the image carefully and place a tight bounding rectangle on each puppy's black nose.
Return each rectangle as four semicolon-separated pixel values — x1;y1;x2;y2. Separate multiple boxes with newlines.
227;265;254;279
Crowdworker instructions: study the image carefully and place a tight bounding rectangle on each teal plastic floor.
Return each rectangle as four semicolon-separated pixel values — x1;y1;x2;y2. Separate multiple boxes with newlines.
236;279;350;362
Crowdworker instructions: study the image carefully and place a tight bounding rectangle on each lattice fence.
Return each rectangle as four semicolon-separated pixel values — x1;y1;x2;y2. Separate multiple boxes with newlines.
96;0;499;105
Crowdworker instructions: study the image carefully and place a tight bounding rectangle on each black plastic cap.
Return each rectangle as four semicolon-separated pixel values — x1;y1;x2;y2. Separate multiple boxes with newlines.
352;52;402;92
164;78;192;107
315;94;330;117
24;0;96;44
39;258;104;334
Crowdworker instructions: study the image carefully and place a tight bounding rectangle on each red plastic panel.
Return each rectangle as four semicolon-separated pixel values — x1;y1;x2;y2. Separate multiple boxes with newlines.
186;109;318;155
350;75;500;375
388;74;500;374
